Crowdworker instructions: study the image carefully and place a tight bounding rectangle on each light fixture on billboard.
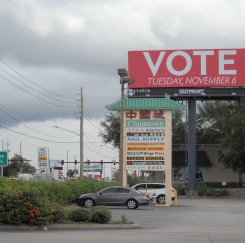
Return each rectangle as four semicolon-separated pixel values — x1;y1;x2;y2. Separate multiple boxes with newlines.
231;93;236;95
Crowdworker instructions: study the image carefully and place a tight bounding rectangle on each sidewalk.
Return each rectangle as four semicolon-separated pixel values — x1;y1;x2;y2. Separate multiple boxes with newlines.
0;223;141;231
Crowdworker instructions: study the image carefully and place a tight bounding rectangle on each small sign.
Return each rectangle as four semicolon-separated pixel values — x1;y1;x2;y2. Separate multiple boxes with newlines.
0;151;8;167
50;160;62;167
222;180;227;186
38;160;47;169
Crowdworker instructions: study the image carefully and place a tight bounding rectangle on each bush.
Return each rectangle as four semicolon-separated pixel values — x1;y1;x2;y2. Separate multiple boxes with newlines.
90;206;108;212
68;208;91;222
197;183;229;197
51;202;67;223
0;187;53;226
173;183;187;195
91;206;112;224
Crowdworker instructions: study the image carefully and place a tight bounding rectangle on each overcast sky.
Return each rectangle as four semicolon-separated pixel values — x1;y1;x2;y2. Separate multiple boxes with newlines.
1;0;245;176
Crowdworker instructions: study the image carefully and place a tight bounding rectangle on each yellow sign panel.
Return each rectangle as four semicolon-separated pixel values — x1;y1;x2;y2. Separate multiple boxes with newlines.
38;157;47;161
127;147;164;151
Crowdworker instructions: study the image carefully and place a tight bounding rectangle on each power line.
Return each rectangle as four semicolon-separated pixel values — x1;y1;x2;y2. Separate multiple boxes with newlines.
0;66;76;105
0;124;80;143
0;107;77;139
0;74;74;108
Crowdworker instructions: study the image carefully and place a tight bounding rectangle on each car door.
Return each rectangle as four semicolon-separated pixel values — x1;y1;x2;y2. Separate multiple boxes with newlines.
134;183;146;194
96;188;116;205
145;183;155;198
112;187;131;205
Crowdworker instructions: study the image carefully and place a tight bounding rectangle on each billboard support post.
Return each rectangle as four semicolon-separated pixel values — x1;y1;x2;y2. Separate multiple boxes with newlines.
187;97;197;194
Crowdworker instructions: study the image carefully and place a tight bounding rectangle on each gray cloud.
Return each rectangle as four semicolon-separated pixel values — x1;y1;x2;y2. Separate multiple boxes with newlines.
1;0;245;128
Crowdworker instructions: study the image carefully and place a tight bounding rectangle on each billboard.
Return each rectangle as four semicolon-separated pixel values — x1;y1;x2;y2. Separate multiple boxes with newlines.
128;49;245;88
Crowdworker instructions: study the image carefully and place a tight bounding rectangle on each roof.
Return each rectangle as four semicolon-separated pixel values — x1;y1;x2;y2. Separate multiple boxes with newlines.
172;151;212;167
106;95;186;111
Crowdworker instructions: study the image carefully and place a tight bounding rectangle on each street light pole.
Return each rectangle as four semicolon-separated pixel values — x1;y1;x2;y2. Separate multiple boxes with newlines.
80;87;84;179
117;69;135;187
119;79;126;186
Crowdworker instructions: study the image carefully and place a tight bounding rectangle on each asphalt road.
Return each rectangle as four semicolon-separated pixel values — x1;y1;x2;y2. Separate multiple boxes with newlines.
1;198;245;243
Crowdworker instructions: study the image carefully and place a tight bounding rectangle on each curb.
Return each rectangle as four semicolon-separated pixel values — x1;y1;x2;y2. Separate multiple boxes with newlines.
0;223;141;231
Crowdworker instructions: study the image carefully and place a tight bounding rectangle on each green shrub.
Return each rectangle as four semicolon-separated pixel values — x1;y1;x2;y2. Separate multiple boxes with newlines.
51;202;67;223
0;187;54;225
197;183;229;197
68;208;91;222
90;206;108;212
173;183;187;195
91;206;112;224
197;183;208;196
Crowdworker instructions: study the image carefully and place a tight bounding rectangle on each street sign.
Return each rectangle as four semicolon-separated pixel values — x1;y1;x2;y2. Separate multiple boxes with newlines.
0;151;8;167
38;147;47;169
50;160;62;167
83;164;102;172
38;160;47;169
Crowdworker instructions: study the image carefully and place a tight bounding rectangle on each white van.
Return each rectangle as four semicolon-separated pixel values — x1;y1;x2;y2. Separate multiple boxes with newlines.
18;173;34;181
132;183;175;204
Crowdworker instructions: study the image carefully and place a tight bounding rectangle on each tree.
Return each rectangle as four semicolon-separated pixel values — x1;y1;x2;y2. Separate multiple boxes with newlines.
218;100;245;186
66;169;74;178
3;153;34;177
196;101;232;144
172;110;187;144
112;170;142;187
99;111;120;148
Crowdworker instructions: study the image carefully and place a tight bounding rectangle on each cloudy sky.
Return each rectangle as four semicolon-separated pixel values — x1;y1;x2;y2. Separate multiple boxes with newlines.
1;0;245;176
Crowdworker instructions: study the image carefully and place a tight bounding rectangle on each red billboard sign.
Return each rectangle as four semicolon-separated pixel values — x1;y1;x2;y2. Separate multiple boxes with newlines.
128;49;245;88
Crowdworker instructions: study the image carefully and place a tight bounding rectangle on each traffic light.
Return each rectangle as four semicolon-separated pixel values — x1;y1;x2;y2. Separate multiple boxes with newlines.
75;160;77;165
87;159;90;165
49;167;53;173
61;160;64;166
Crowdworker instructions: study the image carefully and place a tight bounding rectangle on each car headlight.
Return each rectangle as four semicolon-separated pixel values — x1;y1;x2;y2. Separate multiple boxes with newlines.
78;195;85;199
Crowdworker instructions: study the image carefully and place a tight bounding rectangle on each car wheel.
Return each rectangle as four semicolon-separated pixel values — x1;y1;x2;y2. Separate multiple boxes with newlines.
127;199;137;209
83;198;94;208
157;195;165;204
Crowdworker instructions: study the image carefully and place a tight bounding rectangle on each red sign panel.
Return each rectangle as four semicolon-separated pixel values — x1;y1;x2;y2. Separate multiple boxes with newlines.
128;49;245;88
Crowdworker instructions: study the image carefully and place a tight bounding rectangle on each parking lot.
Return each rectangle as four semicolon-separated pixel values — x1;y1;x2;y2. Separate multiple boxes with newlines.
0;198;245;243
109;198;245;242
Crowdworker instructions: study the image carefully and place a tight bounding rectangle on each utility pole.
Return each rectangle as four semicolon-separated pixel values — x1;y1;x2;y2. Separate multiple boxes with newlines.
20;142;22;157
1;140;3;177
67;150;68;178
80;87;84;179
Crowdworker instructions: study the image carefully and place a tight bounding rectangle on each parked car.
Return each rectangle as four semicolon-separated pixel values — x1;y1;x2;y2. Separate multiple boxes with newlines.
76;186;150;209
131;183;175;204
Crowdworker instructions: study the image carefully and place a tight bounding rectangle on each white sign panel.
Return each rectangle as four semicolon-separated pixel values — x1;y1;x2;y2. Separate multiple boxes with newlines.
38;160;47;169
50;160;62;167
38;147;47;157
126;127;165;132
38;147;47;169
126;165;165;171
83;164;102;172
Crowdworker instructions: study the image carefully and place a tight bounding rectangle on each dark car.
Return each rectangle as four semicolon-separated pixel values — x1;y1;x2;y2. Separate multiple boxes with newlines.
76;186;150;209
